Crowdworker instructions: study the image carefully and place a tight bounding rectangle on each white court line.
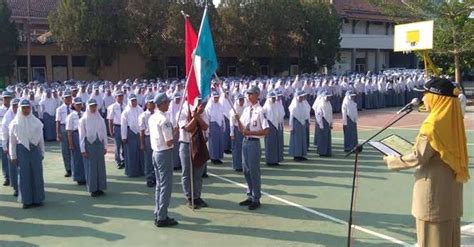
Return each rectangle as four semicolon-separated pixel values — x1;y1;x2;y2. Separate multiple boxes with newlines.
208;172;412;246
331;137;474;146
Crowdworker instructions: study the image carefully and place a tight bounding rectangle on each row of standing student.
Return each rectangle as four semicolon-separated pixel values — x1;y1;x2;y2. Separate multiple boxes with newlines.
0;89;108;208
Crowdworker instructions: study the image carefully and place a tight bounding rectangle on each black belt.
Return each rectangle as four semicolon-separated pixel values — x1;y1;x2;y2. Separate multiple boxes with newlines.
60;124;65;126
179;141;189;144
114;124;121;127
245;137;259;141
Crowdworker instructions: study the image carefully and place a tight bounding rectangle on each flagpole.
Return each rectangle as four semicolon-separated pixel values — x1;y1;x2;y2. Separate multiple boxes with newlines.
178;11;196;211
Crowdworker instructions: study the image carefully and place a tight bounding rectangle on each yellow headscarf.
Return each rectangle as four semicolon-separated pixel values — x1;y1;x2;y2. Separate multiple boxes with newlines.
419;93;469;183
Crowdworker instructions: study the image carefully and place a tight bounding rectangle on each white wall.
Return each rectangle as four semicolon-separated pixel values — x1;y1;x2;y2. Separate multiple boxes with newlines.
340;33;394;49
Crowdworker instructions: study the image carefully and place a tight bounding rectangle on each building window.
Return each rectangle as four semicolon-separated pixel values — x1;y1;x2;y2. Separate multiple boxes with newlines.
385;23;390;35
167;66;178;79
366;21;370;35
32;67;46;82
72;56;86;67
52;56;68;66
17;67;28;82
355;58;366;73
352;20;357;34
52;56;69;82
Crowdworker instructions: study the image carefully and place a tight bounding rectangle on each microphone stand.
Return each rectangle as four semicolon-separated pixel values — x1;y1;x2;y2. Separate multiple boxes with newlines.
345;106;415;247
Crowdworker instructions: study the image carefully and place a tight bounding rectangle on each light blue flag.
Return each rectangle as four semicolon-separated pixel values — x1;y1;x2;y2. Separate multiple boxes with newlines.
193;7;218;100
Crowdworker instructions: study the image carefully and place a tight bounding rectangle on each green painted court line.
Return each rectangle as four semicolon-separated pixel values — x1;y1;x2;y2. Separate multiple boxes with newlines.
208;172;412;246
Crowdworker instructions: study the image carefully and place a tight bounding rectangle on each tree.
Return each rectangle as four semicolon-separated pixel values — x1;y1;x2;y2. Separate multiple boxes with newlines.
299;1;341;73
0;0;19;80
49;0;130;77
126;0;171;77
369;0;474;84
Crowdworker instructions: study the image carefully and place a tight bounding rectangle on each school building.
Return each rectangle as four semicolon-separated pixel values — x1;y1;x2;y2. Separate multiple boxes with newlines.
5;0;415;83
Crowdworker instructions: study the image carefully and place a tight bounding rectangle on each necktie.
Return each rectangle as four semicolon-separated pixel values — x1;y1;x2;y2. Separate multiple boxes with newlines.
66;105;70;115
246;107;253;130
78;111;82;118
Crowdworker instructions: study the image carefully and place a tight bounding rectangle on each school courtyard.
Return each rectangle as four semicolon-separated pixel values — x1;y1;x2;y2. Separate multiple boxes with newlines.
0;107;473;247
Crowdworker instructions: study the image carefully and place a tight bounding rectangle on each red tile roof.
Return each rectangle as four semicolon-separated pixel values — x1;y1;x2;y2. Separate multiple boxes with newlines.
6;0;58;18
332;0;398;22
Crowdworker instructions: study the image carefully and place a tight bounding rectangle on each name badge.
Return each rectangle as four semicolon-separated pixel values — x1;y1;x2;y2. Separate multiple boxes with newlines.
252;120;257;127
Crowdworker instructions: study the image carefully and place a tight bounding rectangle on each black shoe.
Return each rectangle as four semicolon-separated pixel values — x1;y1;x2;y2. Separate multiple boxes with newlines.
146;181;155;188
155;217;178;227
248;202;261;210
239;199;252;206
234;169;243;172
13;190;18;197
3;180;10;186
202;173;208;178
186;199;200;209
195;198;208;208
216;160;223;164
97;190;105;196
64;171;71;177
224;150;232;154
22;204;33;209
267;163;279;166
173;167;182;171
294;157;305;162
91;191;100;197
77;181;86;186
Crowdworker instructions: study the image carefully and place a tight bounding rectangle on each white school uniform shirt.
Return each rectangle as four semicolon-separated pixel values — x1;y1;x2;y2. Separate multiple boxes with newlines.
149;110;174;152
121;104;143;139
240;103;269;139
56;103;71;125
229;103;246;137
107;102;123;125
177;104;209;143
39;97;58;117
1;109;15;149
0;105;8;148
138;110;154;136
103;95;115;110
65;111;83;131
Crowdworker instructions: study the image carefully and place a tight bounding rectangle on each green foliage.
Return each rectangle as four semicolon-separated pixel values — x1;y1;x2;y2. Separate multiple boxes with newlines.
49;0;130;77
0;0;19;78
49;0;342;77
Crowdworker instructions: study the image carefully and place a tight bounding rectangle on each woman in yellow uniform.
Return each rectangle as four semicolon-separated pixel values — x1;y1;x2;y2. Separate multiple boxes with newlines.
384;77;469;247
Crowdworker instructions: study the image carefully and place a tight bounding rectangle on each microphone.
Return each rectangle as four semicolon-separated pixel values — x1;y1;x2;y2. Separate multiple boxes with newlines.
397;98;420;114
